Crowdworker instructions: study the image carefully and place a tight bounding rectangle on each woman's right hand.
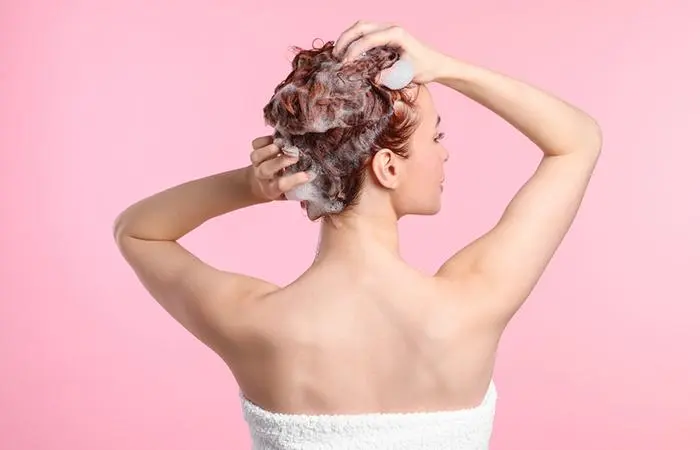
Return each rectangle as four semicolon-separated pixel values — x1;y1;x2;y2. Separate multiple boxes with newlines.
332;21;454;84
247;136;310;202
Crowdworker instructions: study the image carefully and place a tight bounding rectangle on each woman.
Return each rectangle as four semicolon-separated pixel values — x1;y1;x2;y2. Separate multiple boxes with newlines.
114;21;602;450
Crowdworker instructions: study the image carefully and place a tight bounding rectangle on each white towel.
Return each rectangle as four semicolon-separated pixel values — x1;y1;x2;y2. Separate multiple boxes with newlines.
240;381;497;450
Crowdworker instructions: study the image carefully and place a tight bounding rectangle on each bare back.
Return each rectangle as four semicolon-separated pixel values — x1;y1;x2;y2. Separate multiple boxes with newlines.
222;258;499;415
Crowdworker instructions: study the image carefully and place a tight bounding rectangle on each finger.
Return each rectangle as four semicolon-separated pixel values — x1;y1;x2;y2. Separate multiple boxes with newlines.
332;21;391;58
250;143;281;167
251;135;273;150
343;26;404;62
277;171;311;193
256;153;298;180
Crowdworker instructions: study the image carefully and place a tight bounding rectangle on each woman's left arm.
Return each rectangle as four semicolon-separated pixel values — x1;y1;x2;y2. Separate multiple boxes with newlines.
113;136;307;348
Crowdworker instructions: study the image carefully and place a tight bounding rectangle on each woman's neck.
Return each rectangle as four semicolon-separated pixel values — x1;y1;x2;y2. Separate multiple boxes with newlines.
313;211;401;266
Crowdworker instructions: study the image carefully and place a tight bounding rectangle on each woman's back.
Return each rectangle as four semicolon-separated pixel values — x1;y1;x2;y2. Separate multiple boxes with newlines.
226;257;500;449
227;256;498;416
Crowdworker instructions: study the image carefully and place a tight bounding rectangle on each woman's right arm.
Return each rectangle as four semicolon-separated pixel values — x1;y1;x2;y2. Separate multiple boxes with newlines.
434;58;602;325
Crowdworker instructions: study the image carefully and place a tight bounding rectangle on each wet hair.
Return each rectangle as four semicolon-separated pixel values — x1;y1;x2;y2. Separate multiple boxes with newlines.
262;40;421;221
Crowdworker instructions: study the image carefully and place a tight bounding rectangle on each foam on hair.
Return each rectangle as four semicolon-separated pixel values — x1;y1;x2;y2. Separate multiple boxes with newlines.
262;41;420;221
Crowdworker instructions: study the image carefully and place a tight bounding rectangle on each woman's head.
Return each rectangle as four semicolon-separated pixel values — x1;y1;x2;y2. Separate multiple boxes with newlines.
263;41;448;221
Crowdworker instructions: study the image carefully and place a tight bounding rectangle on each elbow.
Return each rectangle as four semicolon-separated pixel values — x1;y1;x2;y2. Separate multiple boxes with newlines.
591;118;603;151
583;116;603;156
544;114;603;159
112;208;134;246
565;115;602;162
112;212;127;245
112;213;142;260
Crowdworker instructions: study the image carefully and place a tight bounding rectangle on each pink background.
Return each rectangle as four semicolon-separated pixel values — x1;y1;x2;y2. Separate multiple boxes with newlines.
2;1;699;449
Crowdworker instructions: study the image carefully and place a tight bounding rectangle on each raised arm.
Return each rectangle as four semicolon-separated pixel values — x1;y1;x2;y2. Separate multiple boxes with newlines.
113;136;309;349
331;21;603;326
434;59;602;324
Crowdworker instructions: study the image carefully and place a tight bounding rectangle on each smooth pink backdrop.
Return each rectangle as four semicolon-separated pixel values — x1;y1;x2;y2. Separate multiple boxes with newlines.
2;1;698;449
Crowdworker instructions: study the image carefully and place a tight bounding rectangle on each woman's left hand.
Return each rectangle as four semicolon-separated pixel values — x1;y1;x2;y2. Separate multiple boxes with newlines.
332;21;453;84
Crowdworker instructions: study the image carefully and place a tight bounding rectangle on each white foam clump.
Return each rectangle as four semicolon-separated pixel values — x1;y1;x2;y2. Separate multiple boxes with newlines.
304;116;338;134
380;58;414;90
283;167;344;220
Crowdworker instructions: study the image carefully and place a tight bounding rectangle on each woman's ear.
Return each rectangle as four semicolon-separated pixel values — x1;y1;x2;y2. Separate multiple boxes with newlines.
369;149;402;190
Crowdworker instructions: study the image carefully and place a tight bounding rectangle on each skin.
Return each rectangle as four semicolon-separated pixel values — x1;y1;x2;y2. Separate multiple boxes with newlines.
114;22;602;415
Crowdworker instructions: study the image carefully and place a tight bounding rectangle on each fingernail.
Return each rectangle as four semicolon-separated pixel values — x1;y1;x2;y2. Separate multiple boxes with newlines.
282;146;299;157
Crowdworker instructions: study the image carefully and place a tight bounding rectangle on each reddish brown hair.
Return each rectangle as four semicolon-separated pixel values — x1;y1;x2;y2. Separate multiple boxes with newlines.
263;40;421;220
